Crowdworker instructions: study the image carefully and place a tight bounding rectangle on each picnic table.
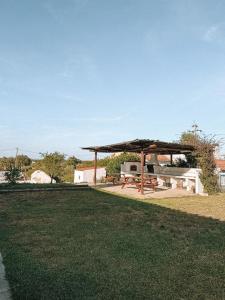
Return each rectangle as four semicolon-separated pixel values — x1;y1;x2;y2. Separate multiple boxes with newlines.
121;175;158;192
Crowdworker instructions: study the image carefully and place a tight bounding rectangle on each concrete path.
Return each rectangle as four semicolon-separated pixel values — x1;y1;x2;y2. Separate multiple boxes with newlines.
99;184;194;199
0;254;12;300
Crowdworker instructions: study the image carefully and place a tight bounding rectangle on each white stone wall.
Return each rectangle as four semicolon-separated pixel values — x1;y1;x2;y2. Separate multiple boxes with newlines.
153;166;204;194
31;170;56;184
121;162;147;176
0;171;7;183
74;168;106;184
74;170;84;183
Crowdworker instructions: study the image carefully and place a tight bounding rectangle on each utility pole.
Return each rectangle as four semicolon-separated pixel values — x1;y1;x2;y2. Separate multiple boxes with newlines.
15;147;19;168
190;123;202;136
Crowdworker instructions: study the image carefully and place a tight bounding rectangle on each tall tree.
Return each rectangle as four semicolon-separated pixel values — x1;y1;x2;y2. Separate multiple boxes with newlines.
16;155;32;179
16;155;32;169
62;156;81;183
180;128;219;194
66;156;81;167
41;152;65;183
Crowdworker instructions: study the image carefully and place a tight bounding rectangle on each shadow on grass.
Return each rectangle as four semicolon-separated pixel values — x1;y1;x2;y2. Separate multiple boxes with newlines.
0;189;225;299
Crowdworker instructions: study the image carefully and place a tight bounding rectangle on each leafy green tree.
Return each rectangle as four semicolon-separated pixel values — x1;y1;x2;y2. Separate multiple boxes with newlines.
16;155;32;180
66;156;81;167
62;156;81;183
179;130;219;194
196;136;219;194
76;157;110;169
41;152;65;183
106;153;140;175
16;155;32;169
179;132;198;167
5;167;21;184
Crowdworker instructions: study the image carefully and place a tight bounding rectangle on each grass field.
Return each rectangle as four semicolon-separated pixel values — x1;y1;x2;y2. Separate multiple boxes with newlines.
0;183;87;191
0;189;225;299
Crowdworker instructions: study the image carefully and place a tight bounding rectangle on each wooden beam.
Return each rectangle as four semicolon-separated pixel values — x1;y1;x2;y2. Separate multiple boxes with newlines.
93;151;97;185
170;154;173;165
141;150;144;195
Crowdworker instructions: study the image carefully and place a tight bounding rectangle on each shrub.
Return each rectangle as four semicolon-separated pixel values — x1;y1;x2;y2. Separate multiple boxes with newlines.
106;153;140;175
5;167;21;184
180;131;220;194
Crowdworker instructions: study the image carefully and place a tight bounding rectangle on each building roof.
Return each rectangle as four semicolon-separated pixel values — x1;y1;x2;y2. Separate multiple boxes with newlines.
215;159;225;171
82;139;194;155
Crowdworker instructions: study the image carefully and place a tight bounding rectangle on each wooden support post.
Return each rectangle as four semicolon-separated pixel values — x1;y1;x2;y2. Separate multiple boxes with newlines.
141;150;144;195
170;154;173;165
93;151;97;186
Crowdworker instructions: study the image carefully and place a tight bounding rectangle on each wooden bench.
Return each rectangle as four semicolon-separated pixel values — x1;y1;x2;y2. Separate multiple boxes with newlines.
136;178;159;192
121;176;138;189
105;176;118;185
121;176;159;192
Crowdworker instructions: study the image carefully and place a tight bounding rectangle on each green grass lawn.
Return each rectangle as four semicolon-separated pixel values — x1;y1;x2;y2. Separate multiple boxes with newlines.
0;189;225;299
0;183;87;190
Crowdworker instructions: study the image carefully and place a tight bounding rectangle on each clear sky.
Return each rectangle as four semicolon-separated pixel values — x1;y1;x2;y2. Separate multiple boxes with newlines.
0;0;225;159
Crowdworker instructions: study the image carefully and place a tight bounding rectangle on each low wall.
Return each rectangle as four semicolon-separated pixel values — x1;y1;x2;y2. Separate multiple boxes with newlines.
153;166;200;178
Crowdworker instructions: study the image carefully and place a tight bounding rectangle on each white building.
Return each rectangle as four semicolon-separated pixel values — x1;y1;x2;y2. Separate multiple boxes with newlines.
0;171;7;183
74;167;106;184
215;159;225;189
31;170;56;184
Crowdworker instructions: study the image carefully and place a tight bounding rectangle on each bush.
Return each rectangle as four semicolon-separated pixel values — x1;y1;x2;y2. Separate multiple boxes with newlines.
180;131;220;194
5;167;21;184
196;137;220;194
106;153;140;175
76;157;110;169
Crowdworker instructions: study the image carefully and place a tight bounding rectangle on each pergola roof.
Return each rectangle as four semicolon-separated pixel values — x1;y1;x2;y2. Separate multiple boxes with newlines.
82;139;195;154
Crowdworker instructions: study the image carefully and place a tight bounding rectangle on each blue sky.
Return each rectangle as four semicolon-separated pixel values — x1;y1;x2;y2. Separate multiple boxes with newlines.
0;0;225;159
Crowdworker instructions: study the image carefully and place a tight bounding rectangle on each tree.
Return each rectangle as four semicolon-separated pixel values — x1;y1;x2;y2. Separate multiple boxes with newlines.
0;157;15;170
179;129;219;194
5;167;21;184
41;152;65;183
62;156;81;183
16;154;32;180
66;156;81;167
16;155;32;170
196;135;219;194
179;132;198;168
106;153;140;175
76;157;110;169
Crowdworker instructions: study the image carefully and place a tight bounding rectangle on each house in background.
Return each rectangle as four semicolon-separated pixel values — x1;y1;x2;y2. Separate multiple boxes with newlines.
215;159;225;189
0;171;7;183
74;167;106;184
31;170;56;184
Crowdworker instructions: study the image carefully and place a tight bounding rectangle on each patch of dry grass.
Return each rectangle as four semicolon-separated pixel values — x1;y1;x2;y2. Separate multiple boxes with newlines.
145;194;225;221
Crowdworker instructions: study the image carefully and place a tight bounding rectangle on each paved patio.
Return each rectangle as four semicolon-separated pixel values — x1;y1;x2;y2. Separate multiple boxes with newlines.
98;184;194;199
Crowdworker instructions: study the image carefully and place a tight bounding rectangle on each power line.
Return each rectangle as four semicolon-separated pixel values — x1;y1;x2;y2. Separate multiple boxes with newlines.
0;148;17;152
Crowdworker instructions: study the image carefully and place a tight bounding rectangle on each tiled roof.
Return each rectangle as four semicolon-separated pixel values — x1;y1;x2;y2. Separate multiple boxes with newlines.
215;160;225;171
